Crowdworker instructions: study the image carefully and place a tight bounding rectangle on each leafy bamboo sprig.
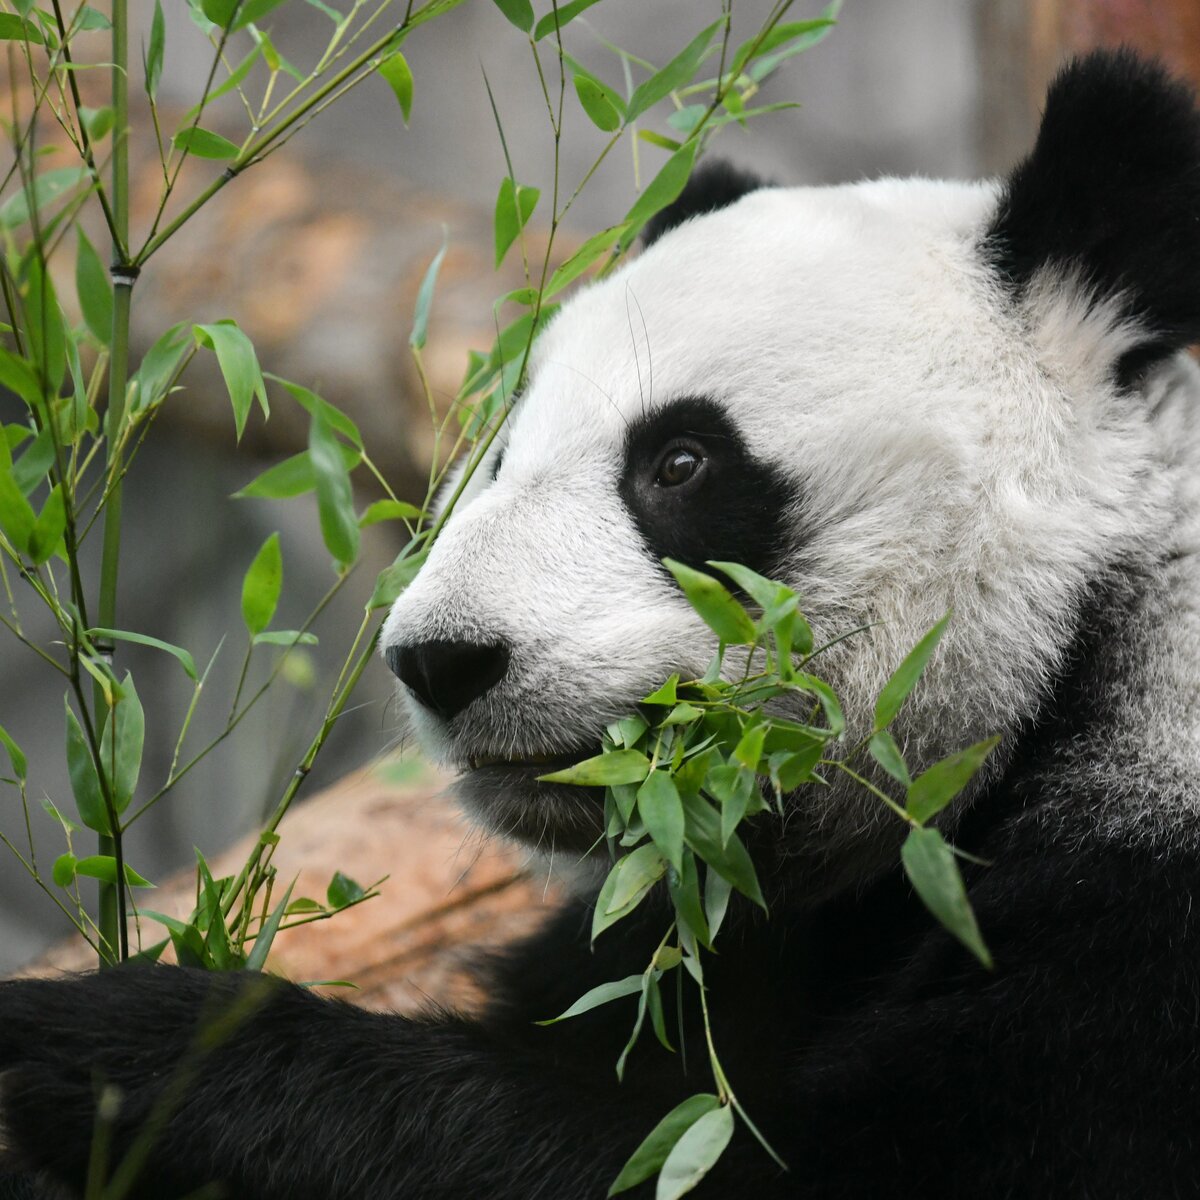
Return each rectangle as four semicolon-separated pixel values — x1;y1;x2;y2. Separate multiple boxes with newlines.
538;559;998;1198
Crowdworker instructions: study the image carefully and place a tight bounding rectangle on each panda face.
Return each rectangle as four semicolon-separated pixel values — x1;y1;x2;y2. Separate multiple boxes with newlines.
383;52;1200;873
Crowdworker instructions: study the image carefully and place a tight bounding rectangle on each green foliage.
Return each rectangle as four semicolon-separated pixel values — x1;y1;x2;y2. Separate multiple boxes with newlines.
543;564;997;1193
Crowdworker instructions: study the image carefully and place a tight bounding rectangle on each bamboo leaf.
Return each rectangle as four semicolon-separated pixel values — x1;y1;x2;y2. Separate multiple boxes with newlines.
0;723;27;780
241;532;283;636
494;177;540;269
245;879;295;971
377;51;413;122
575;75;621;131
906;737;1000;824
901;826;992;968
537;975;643;1024
75;227;113;346
623;142;698;235
64;698;108;834
193;321;268;440
27;483;65;565
99;672;144;814
608;1095;721;1196
626;21;721;120
74;855;154;888
490;0;533;30
410;232;447;350
86;627;197;680
309;408;360;566
172;125;240;159
532;0;602;40
539;749;651;786
144;0;165;98
874;613;950;730
656;1104;734;1200
664;558;756;644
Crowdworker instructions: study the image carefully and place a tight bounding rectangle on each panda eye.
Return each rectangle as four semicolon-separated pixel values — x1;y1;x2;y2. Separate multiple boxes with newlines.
655;443;706;488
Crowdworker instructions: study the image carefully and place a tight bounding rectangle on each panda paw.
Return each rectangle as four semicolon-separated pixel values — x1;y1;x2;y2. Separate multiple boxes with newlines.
0;968;277;1190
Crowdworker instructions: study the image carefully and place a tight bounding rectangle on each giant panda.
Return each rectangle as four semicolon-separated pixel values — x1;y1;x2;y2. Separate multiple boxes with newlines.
2;47;1200;1200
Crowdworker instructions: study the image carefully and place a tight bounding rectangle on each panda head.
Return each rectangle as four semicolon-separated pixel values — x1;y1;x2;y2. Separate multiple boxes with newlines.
382;51;1200;888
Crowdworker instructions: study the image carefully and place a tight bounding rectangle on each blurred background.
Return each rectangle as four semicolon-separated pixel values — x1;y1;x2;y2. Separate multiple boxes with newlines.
2;0;1199;975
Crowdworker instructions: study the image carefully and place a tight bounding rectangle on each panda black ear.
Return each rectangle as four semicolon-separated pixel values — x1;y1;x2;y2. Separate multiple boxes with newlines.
986;48;1200;385
642;159;768;247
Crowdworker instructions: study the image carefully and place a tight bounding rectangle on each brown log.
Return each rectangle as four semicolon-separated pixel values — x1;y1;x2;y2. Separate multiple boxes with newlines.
24;765;564;1014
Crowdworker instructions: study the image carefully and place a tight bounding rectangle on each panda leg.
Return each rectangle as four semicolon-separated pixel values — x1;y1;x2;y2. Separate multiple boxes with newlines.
0;966;685;1200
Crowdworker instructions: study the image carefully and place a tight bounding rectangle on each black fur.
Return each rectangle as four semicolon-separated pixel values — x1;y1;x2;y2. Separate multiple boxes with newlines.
986;48;1200;385
618;396;797;581
642;160;767;247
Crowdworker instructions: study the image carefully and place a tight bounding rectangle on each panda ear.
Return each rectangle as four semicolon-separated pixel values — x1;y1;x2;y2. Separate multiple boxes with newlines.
986;49;1200;385
641;159;768;247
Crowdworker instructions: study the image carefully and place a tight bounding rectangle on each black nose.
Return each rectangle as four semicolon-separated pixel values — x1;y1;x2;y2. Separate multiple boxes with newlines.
386;639;511;721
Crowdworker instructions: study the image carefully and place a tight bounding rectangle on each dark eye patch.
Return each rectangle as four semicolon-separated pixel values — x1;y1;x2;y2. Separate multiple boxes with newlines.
618;396;796;582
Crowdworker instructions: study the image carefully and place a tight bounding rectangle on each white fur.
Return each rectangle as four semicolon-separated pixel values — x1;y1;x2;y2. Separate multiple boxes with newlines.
383;178;1200;885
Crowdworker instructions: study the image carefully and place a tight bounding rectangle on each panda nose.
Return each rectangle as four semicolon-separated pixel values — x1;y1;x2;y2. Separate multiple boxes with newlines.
386;639;511;721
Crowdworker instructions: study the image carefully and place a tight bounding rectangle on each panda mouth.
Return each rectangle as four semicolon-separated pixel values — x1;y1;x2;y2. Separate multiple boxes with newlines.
466;750;591;772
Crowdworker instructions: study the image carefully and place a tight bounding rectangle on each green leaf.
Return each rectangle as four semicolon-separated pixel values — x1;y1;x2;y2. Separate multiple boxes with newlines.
326;870;366;909
234;445;361;500
129;321;191;413
664;558;755;644
52;852;78;888
545;223;627;297
377;51;413;122
64;699;108;834
638;771;684;872
906;737;1000;824
271;377;362;448
706;763;755;847
606;844;667;914
27;483;65;565
729;18;835;75
490;0;533;30
746;3;840;84
11;427;54;496
172;125;240;159
410;232;447;351
0;349;43;406
868;729;910;788
368;545;429;609
359;499;423;528
684;798;765;909
641;675;679;705
660;703;703;726
623;142;698;235
0;461;36;553
874;613;950;731
901;826;992;968
75;5;111;29
79;105;114;140
626;21;720;120
23;259;67;396
704;869;733;940
666;849;711;949
194;321;268;440
99;672;144;814
574;75;621;131
241;532;283;635
144;0;165;98
667;104;706;135
86;627;197;680
494;176;540;269
656;1103;734;1200
608;1094;721;1195
231;0;288;27
253;629;318;647
0;13;43;41
74;855;154;888
532;0;603;40
309;408;360;566
245;879;295;971
0;723;27;780
539;749;651;787
75;227;113;346
537;974;643;1024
